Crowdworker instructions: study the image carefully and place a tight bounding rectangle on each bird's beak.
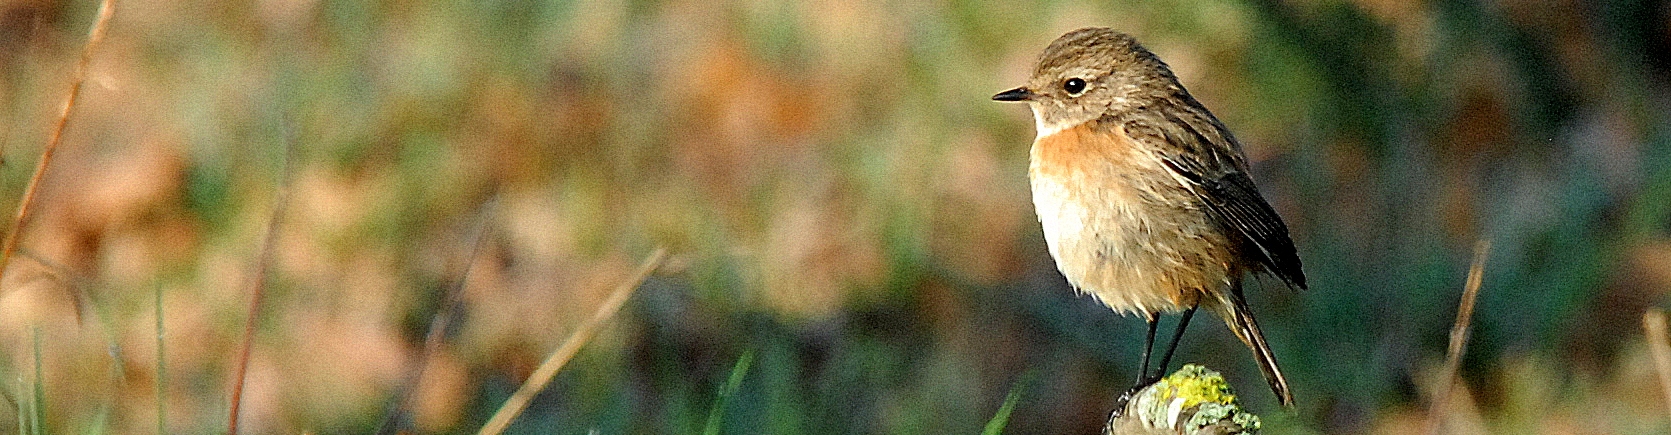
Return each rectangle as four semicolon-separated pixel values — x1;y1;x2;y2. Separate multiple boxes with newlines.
992;87;1034;102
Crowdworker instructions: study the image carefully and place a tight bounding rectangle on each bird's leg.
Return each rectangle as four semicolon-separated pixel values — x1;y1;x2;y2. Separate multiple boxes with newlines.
1151;304;1198;382
1135;313;1159;386
1114;314;1162;417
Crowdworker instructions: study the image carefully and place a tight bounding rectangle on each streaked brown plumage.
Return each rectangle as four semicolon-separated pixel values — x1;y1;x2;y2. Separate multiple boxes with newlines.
994;28;1304;407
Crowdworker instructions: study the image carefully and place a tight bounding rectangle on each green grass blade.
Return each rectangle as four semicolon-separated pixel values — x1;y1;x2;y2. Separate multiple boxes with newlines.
156;285;167;435
981;370;1036;435
16;376;27;434
701;350;755;435
31;326;44;435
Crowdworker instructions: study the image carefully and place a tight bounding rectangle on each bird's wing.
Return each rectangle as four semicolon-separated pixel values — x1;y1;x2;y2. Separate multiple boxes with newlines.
1117;109;1307;290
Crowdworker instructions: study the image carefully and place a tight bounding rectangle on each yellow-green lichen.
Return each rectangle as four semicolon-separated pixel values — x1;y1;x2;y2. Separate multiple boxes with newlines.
1156;364;1238;409
1130;364;1262;433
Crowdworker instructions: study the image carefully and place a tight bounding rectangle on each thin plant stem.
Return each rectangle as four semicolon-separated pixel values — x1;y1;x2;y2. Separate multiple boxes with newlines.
1425;240;1489;435
156;284;167;435
982;371;1036;435
475;248;667;435
1643;309;1671;420
374;195;498;435
0;0;118;292
702;350;755;435
30;327;43;435
16;376;27;435
226;121;298;435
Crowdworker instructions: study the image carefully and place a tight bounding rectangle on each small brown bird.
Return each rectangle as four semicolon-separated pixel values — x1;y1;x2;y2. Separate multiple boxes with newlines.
993;28;1304;407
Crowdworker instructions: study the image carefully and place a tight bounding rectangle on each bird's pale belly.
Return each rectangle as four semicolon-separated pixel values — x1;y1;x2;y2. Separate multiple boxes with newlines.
1029;170;1238;317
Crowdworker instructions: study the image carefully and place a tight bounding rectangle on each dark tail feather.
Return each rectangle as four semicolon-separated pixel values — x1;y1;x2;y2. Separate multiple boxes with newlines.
1223;294;1294;407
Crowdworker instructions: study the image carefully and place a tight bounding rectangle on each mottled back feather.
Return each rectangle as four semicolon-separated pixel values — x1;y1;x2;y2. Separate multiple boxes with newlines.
1119;101;1307;290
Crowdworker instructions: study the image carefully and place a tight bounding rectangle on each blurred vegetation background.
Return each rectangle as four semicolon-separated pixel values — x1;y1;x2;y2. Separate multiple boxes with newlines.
2;0;1671;433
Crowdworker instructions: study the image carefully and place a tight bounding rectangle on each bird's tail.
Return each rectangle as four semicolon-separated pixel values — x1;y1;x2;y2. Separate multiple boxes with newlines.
1218;293;1294;407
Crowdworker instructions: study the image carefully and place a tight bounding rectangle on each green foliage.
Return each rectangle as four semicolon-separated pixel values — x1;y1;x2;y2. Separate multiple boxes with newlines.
703;350;755;435
980;371;1033;435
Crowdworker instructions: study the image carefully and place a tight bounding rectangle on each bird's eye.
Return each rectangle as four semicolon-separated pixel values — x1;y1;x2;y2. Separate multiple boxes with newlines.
1063;78;1087;95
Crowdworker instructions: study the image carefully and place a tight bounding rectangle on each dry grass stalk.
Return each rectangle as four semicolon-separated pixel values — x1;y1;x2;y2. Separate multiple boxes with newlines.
226;124;298;435
1425;240;1490;435
475;248;668;435
1643;309;1671;420
224;181;286;435
374;197;498;435
0;0;118;291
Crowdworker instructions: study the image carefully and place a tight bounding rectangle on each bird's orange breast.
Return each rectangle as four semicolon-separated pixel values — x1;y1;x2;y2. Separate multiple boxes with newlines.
1030;122;1147;180
1027;120;1228;315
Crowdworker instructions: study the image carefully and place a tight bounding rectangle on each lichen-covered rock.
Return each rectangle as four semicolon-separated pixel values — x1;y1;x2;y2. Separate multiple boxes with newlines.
1106;365;1261;435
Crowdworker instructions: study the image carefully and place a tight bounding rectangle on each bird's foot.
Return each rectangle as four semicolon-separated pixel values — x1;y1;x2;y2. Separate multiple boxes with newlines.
1108;375;1163;419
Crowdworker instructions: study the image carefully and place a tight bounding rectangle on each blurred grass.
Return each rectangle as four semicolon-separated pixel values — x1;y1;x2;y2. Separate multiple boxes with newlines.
702;349;753;435
980;369;1033;435
0;0;1670;433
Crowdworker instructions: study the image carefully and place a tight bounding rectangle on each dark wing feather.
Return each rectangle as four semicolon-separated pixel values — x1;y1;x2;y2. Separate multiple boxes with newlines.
1119;110;1308;290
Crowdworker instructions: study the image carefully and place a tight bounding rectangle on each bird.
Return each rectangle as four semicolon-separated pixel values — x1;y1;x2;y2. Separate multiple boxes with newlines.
992;27;1305;408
